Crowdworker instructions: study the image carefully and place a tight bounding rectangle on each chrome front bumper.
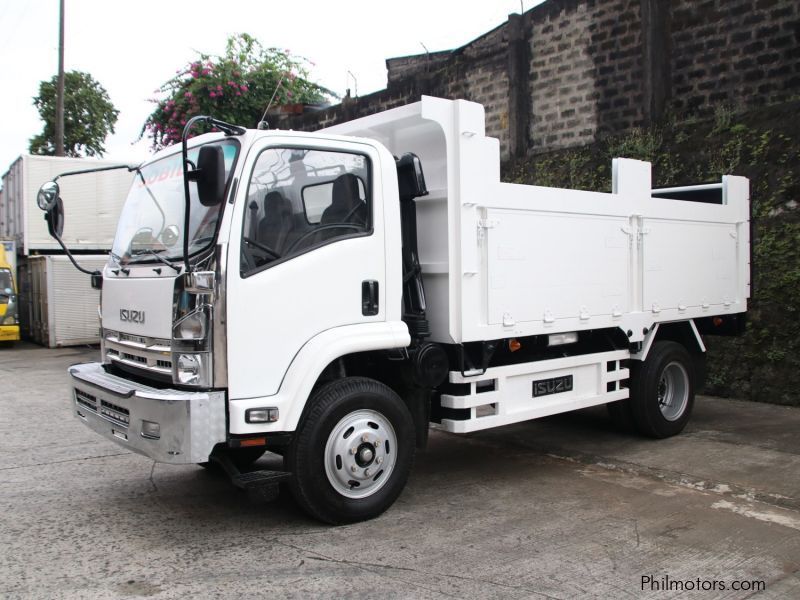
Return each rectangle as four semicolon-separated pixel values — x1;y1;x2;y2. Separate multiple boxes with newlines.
68;362;226;464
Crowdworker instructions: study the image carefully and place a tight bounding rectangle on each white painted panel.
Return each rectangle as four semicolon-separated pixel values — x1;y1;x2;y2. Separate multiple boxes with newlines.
486;209;630;325
642;219;738;311
102;274;176;339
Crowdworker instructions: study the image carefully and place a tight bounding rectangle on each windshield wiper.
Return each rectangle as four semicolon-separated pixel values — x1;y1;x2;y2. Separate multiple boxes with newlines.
134;169;167;231
130;248;181;273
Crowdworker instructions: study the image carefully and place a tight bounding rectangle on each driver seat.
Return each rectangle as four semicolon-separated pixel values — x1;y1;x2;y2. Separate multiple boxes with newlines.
257;190;293;252
320;173;366;227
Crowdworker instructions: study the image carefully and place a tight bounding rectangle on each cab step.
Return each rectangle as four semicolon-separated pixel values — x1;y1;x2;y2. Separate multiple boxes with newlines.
210;451;292;502
233;470;292;502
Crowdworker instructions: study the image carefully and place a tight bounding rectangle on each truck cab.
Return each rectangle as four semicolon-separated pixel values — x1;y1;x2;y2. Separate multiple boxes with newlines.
0;245;20;343
43;97;750;524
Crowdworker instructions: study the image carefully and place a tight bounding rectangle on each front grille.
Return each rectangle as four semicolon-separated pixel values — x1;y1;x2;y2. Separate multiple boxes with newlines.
121;352;147;365
119;333;146;345
100;399;130;426
75;389;97;412
104;329;173;376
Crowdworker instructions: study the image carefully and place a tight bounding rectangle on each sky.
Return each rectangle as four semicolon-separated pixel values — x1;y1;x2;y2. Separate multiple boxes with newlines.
0;0;546;175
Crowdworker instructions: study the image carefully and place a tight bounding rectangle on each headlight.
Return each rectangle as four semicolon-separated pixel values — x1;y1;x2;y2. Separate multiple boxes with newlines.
174;353;211;386
174;311;207;340
2;315;16;325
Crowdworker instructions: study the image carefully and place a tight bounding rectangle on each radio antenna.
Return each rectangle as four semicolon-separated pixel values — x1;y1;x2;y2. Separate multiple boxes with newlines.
258;74;286;130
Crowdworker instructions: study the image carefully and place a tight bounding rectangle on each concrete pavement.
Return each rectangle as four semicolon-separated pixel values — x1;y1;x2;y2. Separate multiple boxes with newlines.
1;342;798;599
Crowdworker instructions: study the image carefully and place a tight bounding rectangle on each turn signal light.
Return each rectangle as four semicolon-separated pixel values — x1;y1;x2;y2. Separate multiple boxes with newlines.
245;407;279;423
240;437;267;447
508;339;521;352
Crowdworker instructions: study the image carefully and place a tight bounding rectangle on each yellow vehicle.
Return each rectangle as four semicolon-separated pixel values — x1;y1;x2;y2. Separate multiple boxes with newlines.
0;245;20;343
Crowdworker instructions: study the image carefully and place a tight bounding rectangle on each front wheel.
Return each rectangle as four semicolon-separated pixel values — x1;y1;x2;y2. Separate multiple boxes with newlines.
629;341;695;438
287;377;415;524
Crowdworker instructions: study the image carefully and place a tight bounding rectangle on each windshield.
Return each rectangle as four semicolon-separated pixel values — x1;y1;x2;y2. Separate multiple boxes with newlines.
111;140;239;266
0;269;13;303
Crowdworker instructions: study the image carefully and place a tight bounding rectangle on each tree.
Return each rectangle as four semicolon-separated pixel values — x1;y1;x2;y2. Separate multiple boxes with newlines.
143;33;334;150
29;70;119;157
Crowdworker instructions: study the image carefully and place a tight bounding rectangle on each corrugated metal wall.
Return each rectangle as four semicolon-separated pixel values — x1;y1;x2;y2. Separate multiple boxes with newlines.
24;255;107;347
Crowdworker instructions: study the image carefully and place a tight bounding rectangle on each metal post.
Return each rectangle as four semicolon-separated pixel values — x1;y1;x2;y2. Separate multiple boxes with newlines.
55;0;65;156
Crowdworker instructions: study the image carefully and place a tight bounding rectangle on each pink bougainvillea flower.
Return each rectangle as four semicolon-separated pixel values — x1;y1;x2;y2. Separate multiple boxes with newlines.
184;91;193;97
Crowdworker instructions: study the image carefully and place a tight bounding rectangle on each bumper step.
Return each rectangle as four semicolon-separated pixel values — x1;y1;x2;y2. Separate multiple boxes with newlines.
210;451;292;502
234;470;292;502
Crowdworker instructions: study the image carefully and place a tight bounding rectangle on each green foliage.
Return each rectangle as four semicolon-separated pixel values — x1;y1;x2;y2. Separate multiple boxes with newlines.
502;100;800;405
143;33;334;150
29;70;119;157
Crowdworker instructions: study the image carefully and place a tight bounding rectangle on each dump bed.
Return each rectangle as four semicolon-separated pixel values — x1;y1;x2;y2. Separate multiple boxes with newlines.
323;96;750;345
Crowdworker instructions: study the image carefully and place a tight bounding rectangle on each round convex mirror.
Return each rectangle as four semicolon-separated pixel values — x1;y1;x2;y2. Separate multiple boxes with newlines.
37;181;60;211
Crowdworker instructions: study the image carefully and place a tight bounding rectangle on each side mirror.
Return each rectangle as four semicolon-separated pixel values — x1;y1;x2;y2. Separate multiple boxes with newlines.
38;181;65;239
45;196;65;238
37;181;60;211
191;145;226;207
395;153;428;203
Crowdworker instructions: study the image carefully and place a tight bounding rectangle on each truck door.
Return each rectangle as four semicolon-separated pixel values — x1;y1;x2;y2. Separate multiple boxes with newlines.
226;139;386;399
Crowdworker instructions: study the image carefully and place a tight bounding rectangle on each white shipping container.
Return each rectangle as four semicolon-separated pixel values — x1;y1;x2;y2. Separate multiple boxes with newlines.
1;155;134;254
21;255;107;347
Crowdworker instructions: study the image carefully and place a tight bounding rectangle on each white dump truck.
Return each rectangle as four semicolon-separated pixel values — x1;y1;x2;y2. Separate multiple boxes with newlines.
37;96;749;523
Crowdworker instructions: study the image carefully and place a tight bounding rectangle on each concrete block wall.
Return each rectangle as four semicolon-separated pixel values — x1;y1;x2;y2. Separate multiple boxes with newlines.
670;0;800;114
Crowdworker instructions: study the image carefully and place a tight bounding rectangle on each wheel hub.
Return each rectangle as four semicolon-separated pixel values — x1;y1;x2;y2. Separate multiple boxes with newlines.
355;443;375;467
658;361;690;422
324;409;397;499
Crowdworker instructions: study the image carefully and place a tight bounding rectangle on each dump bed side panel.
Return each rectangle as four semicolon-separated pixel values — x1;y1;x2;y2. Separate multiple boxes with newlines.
322;97;750;346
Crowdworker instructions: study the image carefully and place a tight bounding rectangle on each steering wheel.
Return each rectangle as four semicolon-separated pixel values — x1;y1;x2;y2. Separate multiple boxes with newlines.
341;201;366;224
283;223;362;255
242;236;282;271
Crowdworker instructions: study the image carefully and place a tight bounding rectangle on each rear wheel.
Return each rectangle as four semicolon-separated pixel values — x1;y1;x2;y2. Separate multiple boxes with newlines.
629;341;695;438
287;377;415;524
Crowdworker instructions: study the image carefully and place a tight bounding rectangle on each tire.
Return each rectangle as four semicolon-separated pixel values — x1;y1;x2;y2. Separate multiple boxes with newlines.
607;397;636;432
287;377;415;524
629;341;695;438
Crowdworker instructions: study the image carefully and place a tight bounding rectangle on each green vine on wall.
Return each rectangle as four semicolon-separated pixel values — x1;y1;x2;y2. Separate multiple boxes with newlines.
503;100;800;405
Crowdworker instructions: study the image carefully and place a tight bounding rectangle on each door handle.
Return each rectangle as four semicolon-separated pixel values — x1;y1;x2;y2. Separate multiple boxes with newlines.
362;280;379;316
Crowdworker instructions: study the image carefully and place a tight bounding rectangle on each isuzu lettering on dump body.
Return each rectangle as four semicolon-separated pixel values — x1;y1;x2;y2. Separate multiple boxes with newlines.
39;97;750;523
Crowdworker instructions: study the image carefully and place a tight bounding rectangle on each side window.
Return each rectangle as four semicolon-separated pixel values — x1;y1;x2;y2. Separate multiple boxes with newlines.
241;148;371;275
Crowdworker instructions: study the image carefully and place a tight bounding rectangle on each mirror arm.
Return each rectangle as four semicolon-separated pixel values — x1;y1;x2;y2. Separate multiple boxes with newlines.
181;116;208;274
53;163;138;183
47;219;100;277
180;115;244;273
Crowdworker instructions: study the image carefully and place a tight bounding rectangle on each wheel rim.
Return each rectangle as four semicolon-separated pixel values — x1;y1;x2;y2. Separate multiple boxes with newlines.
324;409;398;499
657;361;690;421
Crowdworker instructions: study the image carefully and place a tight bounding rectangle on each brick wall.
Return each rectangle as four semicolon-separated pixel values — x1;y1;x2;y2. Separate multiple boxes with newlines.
281;0;799;158
386;51;451;85
529;0;644;151
671;0;800;114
